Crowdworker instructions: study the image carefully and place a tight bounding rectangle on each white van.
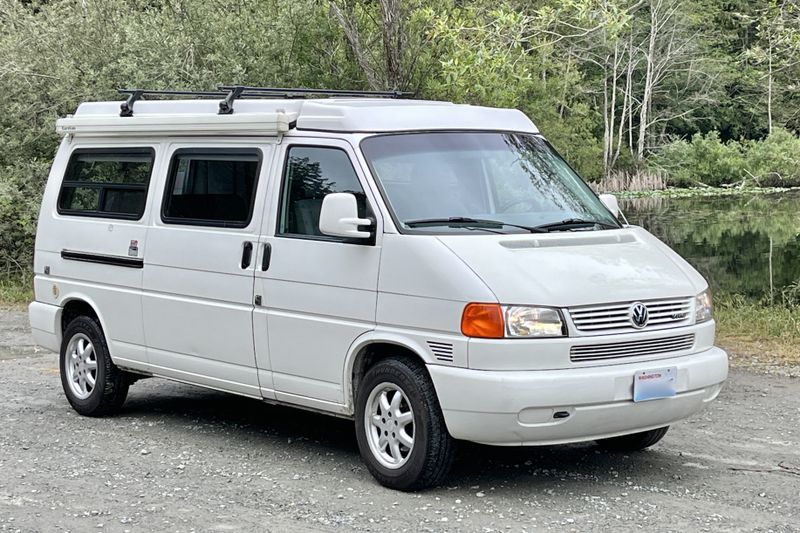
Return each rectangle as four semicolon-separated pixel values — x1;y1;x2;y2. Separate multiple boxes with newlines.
28;87;728;490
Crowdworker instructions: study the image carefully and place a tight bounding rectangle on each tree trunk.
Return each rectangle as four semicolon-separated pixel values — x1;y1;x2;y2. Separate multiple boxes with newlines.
379;0;403;89
328;1;381;90
637;0;659;163
767;35;773;134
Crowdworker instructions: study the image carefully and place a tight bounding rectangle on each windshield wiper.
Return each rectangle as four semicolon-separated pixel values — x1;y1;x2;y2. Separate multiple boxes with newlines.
405;217;548;233
532;218;620;232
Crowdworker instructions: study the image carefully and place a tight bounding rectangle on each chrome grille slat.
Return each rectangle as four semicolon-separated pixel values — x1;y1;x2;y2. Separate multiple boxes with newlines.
647;303;692;310
572;342;691;355
648;309;691;317
647;316;689;324
570;334;695;362
568;297;693;333
573;314;633;323
571;304;691;319
571;309;631;318
571;338;691;352
572;344;691;357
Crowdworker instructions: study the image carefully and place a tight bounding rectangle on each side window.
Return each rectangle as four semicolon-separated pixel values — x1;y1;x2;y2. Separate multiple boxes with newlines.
278;146;368;237
162;149;261;227
58;148;154;219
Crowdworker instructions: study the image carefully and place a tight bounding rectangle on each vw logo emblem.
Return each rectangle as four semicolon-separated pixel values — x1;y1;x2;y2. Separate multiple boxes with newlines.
629;302;649;329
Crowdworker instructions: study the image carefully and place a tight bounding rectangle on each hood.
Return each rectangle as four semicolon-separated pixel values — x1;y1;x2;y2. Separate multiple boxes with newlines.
437;227;706;307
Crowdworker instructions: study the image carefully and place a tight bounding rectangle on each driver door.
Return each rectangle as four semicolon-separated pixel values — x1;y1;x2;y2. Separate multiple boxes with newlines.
253;138;383;411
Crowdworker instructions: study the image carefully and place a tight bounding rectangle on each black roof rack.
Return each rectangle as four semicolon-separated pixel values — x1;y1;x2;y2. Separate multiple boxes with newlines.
217;85;413;99
118;89;227;117
118;86;415;117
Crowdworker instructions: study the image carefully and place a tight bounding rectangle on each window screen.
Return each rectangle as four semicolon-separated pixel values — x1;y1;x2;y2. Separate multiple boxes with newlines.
278;146;368;237
162;150;261;227
58;149;154;219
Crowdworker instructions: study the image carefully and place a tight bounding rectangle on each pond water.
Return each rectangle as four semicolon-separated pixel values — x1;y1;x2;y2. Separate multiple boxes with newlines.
621;190;800;303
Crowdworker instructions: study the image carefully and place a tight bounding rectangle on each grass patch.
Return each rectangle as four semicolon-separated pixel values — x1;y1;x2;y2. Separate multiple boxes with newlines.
716;297;800;374
0;274;33;308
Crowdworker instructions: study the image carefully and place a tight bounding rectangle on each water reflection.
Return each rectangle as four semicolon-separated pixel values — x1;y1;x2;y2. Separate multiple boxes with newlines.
621;191;800;302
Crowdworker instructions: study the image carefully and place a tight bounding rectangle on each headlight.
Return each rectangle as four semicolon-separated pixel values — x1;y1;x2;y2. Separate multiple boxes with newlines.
461;303;566;338
695;289;713;323
504;305;565;337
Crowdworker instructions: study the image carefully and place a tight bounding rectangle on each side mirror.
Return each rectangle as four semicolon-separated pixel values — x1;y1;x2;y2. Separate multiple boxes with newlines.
599;193;621;218
319;193;373;239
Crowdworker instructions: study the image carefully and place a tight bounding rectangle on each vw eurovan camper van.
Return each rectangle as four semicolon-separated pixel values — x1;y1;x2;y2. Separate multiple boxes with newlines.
28;87;728;490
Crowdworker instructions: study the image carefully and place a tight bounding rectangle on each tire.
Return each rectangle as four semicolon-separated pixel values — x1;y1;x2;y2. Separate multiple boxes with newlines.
596;426;669;452
59;315;129;417
355;357;456;491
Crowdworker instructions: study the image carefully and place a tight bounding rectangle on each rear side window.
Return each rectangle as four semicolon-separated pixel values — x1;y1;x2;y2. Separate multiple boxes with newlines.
278;146;368;237
162;149;261;227
58;148;154;219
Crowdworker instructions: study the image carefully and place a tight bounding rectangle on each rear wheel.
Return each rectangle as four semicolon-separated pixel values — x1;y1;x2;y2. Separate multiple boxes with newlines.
60;315;129;416
596;426;669;452
355;357;455;491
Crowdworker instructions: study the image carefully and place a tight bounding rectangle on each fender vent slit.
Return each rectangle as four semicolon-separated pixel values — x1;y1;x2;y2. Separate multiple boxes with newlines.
427;341;455;363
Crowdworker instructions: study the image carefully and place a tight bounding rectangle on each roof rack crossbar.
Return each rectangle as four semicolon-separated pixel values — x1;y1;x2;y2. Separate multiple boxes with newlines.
218;85;414;99
118;88;229;117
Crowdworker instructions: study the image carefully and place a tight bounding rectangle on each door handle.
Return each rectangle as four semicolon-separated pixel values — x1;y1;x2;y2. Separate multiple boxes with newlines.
241;241;253;269
261;243;272;271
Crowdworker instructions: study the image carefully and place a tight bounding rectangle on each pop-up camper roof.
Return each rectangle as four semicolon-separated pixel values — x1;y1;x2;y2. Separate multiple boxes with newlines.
56;86;539;137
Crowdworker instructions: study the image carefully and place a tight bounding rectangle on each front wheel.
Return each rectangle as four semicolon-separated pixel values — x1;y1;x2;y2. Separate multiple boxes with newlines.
355;357;455;491
596;426;669;452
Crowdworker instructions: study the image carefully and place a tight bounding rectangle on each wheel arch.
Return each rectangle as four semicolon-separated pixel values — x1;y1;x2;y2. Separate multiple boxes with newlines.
343;332;434;413
59;294;108;342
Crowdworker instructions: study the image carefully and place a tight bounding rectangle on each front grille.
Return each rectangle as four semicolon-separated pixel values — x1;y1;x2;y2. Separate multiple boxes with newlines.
570;333;695;362
568;297;693;333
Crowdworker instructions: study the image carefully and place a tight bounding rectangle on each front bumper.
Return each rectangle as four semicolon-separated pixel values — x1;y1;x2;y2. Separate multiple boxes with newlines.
428;347;728;445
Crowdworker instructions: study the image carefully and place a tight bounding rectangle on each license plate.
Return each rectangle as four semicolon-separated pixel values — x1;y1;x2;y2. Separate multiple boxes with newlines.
633;367;677;402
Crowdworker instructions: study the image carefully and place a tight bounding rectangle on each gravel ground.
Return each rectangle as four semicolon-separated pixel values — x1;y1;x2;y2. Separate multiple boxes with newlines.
1;309;799;532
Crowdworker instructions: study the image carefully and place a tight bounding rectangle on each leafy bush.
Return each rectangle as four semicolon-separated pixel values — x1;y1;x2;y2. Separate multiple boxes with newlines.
652;129;800;187
0;160;51;274
744;129;800;186
651;131;745;187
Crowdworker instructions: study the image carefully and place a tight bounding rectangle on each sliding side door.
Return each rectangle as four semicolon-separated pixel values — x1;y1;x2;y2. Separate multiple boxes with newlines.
142;141;275;397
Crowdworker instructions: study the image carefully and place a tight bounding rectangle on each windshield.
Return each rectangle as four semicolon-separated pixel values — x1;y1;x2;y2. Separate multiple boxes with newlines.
360;132;620;234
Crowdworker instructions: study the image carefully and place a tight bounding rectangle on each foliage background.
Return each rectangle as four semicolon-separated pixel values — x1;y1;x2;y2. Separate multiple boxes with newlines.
0;0;799;276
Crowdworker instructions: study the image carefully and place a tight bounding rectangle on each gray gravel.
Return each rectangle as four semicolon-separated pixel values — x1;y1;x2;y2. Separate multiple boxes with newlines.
1;308;798;532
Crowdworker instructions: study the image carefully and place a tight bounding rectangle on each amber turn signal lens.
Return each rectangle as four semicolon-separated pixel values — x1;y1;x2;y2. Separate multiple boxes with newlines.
461;303;504;338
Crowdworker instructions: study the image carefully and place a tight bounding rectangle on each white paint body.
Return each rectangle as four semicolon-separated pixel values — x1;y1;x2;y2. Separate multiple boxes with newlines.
29;98;728;445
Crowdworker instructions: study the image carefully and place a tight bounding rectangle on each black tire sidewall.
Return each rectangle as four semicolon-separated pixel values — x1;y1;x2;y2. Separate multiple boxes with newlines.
60;316;110;415
598;426;669;452
354;359;437;490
